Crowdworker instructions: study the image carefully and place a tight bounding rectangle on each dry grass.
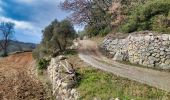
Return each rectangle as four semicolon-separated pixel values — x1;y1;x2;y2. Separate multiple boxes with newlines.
90;36;104;45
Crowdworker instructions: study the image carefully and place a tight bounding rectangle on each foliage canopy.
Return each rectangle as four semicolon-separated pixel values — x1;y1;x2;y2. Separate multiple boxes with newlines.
118;0;170;33
33;19;76;60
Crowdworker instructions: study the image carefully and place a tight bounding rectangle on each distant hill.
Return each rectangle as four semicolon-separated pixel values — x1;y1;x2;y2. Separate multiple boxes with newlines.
0;40;36;55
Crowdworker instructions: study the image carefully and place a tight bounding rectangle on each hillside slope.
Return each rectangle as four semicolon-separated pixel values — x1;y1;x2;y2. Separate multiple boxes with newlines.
0;40;36;55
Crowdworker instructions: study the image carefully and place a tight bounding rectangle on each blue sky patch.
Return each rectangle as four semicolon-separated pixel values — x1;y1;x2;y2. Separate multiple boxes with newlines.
0;0;72;43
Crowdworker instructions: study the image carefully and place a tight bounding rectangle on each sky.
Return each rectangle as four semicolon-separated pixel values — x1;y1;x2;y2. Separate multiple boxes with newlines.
0;0;81;43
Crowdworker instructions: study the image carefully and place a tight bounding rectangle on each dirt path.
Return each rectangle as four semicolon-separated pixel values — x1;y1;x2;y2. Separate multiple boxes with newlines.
0;52;47;100
78;40;170;92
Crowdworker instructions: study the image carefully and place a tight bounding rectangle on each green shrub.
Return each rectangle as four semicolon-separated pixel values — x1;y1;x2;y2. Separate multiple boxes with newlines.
118;0;170;33
99;26;111;36
85;23;112;37
118;20;138;33
151;15;170;33
85;25;100;37
33;19;76;60
64;49;77;55
38;59;49;70
78;30;86;39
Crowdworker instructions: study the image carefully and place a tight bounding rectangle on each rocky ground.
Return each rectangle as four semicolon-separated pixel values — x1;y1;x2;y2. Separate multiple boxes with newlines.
0;52;48;100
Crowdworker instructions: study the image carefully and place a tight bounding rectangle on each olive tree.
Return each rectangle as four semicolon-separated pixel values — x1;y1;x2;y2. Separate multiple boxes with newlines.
33;19;76;60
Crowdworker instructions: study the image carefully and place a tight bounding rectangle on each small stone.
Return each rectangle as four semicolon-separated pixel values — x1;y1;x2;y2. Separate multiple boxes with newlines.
62;89;67;94
149;60;155;64
167;52;170;55
162;41;169;45
161;58;166;62
162;34;169;41
145;35;150;41
160;51;165;56
57;80;62;87
109;98;114;100
155;53;160;58
111;39;119;44
166;55;170;59
113;51;127;61
165;49;170;52
61;82;68;88
115;98;119;100
71;89;76;95
149;47;154;50
58;55;67;60
152;53;157;57
150;36;154;41
165;60;170;65
146;53;151;56
93;97;101;100
148;32;153;36
160;48;165;51
153;49;160;53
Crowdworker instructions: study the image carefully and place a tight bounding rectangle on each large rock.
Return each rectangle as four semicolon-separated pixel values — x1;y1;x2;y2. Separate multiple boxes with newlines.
113;51;128;61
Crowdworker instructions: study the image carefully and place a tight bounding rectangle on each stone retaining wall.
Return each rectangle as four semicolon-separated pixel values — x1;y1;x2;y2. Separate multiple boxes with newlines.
101;31;170;69
47;56;79;100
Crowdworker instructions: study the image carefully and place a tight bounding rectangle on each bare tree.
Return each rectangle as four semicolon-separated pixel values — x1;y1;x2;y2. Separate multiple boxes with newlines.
0;22;15;56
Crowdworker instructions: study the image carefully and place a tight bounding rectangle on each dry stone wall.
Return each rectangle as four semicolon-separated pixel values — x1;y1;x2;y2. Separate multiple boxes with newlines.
101;31;170;69
47;56;79;100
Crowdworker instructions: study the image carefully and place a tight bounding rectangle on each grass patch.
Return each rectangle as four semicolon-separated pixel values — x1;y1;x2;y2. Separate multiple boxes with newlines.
64;49;78;56
76;67;170;100
37;59;50;70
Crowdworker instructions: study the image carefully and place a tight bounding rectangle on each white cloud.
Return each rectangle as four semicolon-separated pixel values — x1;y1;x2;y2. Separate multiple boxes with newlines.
0;16;41;38
0;16;33;30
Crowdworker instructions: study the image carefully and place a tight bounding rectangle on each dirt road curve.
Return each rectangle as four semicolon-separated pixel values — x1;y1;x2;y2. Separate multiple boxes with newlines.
0;52;47;100
78;40;170;92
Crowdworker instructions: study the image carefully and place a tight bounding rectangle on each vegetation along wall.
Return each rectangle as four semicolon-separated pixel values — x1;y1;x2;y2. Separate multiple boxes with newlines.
101;31;170;69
